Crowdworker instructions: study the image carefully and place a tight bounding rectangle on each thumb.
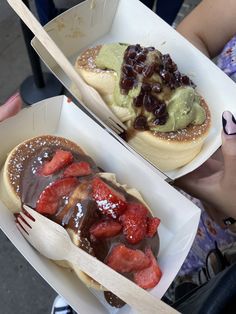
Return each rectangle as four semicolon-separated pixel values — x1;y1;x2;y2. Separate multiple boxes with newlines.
221;111;236;181
0;92;22;122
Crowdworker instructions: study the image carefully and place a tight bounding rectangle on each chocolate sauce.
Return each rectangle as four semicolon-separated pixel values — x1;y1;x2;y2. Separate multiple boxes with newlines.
20;146;98;209
18;139;160;308
104;291;126;308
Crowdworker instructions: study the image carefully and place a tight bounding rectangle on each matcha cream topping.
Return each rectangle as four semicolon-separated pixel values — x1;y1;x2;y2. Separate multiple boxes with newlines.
150;86;206;132
95;43;206;132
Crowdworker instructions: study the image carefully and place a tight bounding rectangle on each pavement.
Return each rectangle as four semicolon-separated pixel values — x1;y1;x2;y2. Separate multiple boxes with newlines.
0;1;200;313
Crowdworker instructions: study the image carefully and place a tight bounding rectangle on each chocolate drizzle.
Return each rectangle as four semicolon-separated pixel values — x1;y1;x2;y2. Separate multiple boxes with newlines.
20;149;159;261
14;135;159;308
104;291;126;308
20;146;97;209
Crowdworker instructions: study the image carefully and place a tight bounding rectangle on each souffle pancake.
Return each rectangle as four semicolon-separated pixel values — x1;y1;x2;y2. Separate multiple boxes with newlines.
0;135;161;308
75;43;211;171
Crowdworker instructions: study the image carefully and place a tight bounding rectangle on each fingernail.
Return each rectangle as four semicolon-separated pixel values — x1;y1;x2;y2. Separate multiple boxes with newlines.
222;111;236;135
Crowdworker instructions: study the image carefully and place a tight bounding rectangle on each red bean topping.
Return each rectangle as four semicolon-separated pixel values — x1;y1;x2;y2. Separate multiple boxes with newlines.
164;59;177;72
174;71;181;83
135;44;142;52
160;69;171;82
119;44;196;131
142;83;152;92
143;64;155;78
134;64;144;73
133;93;145;107
181;75;191;85
153;103;166;117
143;94;159;112
120;77;135;91
171;63;177;72
151;83;162;93
153;115;168;125
134;115;148;130
125;48;137;60
135;53;146;63
168;74;177;89
162;54;177;72
153;63;160;73
162;54;171;60
129;59;137;67
123;64;135;77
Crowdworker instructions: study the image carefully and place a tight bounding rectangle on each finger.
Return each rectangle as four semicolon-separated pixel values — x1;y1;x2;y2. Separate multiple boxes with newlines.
221;111;236;181
175;158;222;190
199;158;222;175
176;172;219;202
211;148;223;162
0;92;22;122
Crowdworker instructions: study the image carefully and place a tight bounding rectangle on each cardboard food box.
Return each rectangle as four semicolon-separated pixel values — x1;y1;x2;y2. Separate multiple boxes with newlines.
0;96;200;314
31;0;236;180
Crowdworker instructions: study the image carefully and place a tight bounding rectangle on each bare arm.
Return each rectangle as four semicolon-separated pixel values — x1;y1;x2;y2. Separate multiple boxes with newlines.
176;0;236;58
0;93;22;122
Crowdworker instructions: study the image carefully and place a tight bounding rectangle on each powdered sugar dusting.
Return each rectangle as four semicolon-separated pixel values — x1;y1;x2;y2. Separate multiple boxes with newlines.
7;135;84;196
96;199;118;219
76;45;113;74
74;202;83;228
152;99;211;142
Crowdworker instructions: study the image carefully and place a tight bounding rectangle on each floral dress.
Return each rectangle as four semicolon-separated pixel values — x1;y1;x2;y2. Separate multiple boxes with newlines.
217;35;236;82
176;194;236;277
164;192;236;302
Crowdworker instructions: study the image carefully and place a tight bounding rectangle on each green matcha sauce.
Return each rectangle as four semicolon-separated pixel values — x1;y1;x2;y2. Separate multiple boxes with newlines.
96;43;138;119
150;87;206;132
95;43;206;132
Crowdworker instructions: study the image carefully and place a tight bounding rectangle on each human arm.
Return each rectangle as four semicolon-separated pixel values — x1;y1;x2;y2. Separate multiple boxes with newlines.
175;111;236;229
176;0;236;58
0;92;22;122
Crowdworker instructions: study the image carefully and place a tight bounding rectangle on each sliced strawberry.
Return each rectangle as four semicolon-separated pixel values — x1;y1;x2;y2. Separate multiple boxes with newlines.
92;177;127;218
106;244;150;273
89;219;122;239
119;203;148;244
36;177;78;215
63;161;92;177
134;248;162;289
146;217;160;237
40;150;73;176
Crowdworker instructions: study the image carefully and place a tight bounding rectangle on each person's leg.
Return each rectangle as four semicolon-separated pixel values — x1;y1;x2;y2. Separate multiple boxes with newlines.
156;0;184;25
139;0;155;10
34;0;58;25
0;92;22;122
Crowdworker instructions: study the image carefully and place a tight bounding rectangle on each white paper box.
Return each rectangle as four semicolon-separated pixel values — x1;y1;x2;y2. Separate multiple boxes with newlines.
31;0;236;180
0;96;200;314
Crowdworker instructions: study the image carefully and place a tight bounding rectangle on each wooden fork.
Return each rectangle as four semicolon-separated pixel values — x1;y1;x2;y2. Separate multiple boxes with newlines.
16;205;178;314
7;0;127;135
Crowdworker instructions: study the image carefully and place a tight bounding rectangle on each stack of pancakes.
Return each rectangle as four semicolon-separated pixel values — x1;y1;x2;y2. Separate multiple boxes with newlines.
0;135;159;296
75;45;211;171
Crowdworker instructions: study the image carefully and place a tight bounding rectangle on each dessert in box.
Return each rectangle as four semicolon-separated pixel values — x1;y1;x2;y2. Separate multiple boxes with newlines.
0;134;162;308
31;0;236;180
75;43;211;171
0;96;202;313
